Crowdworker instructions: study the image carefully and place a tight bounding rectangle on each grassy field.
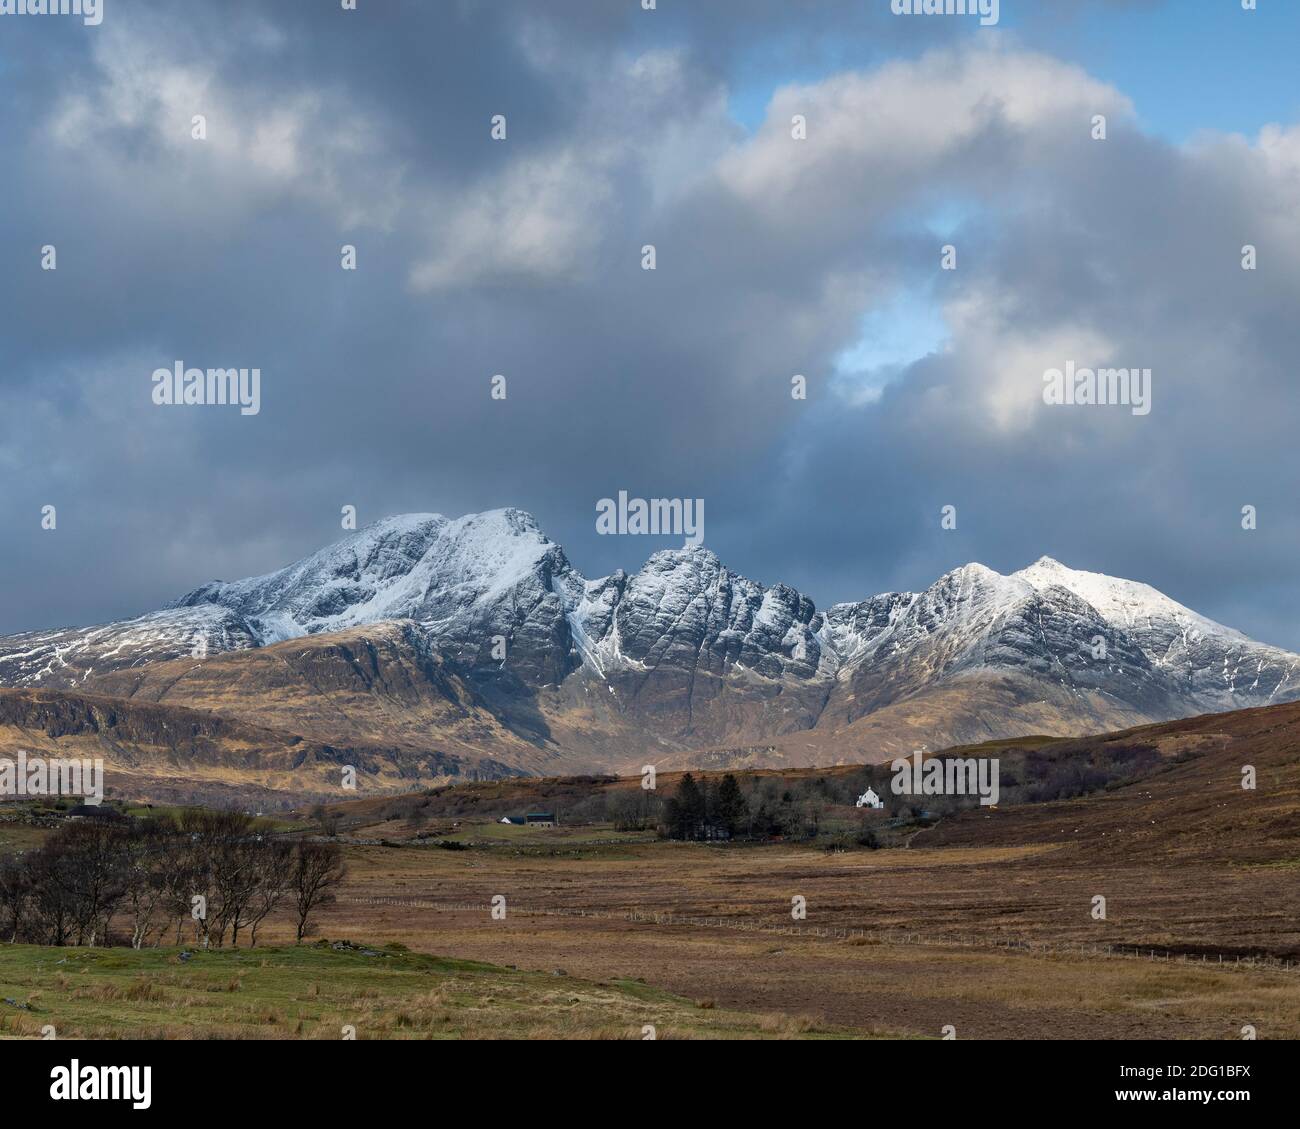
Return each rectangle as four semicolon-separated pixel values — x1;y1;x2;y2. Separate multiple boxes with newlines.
4;700;1298;1041
0;941;855;1040
4;830;1294;1040
0;820;46;854
289;833;1299;1041
3;808;1297;1039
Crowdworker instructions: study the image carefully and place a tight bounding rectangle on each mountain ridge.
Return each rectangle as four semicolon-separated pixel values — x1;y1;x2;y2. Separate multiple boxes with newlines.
2;508;1297;789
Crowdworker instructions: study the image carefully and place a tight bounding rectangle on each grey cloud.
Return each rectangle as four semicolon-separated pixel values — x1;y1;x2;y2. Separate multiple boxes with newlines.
2;2;1297;658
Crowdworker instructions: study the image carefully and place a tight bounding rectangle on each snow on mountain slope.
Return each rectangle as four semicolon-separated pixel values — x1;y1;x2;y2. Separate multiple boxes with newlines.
813;562;1178;731
584;546;822;683
170;509;586;686
170;513;451;640
1014;557;1237;640
820;564;1034;674
2;511;1297;745
1014;557;1300;706
0;606;258;689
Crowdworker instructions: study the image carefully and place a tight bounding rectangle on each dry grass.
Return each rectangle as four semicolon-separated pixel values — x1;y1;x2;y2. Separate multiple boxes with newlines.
0;942;859;1041
228;828;1300;1040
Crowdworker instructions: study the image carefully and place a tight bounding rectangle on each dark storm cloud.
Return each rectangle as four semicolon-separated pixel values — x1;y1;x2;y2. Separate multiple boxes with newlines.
2;1;1297;654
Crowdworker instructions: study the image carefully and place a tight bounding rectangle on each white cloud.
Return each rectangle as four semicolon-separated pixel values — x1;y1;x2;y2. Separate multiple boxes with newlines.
49;23;402;230
717;46;1133;215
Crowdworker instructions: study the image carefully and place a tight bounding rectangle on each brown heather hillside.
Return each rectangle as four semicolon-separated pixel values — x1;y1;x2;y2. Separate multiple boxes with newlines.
84;623;563;770
80;622;672;780
0;684;523;808
7;615;1299;830
922;699;1300;863
652;672;1167;772
311;698;1300;868
72;619;1176;791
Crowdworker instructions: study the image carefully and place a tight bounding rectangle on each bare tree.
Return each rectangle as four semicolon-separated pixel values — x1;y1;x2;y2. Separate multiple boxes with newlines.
246;841;292;947
178;809;255;947
0;857;31;943
310;803;341;837
27;842;76;946
290;841;346;943
121;819;174;949
158;831;203;946
6;809;335;951
216;834;283;948
55;821;128;947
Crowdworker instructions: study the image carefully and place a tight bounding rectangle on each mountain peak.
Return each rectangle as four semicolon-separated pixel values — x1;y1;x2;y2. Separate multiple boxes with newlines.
1010;557;1250;645
5;509;1297;741
953;561;1002;578
643;544;722;566
934;561;1028;597
459;507;545;534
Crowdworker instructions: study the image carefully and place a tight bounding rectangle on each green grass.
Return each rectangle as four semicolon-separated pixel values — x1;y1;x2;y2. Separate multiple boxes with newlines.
119;804;301;833
0;941;853;1040
0;820;48;855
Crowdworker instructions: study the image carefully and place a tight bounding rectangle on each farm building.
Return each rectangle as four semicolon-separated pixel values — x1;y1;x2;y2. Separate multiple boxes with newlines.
499;812;559;828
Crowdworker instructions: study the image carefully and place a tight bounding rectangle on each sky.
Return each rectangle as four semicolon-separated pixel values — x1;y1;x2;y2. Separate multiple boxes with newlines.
2;0;1299;651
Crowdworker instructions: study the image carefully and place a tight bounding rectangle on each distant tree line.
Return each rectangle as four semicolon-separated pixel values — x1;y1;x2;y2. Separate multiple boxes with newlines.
661;773;750;840
658;769;922;842
0;811;345;949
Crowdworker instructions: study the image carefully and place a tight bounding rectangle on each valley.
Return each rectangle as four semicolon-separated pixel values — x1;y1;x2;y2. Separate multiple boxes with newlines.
3;697;1297;1040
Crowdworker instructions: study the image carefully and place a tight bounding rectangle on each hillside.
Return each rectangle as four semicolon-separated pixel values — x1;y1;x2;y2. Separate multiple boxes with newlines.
923;700;1300;864
3;509;1298;797
312;697;1300;868
0;682;523;808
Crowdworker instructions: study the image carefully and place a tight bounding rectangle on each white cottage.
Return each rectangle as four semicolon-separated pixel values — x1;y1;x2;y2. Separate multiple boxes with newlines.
855;788;883;810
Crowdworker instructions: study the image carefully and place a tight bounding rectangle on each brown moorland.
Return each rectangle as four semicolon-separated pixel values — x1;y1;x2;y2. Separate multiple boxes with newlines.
4;700;1296;1039
241;700;1300;1039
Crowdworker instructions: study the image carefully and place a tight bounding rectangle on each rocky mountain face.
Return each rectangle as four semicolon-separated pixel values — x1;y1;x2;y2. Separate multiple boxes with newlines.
169;511;586;688
2;508;1297;788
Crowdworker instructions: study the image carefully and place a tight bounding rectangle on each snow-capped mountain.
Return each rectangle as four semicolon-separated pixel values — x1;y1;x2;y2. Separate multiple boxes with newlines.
0;605;260;689
2;510;1297;768
1012;556;1296;708
170;510;585;686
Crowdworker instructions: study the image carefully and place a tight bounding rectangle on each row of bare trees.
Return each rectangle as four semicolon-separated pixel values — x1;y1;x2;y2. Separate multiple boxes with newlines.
0;810;345;949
